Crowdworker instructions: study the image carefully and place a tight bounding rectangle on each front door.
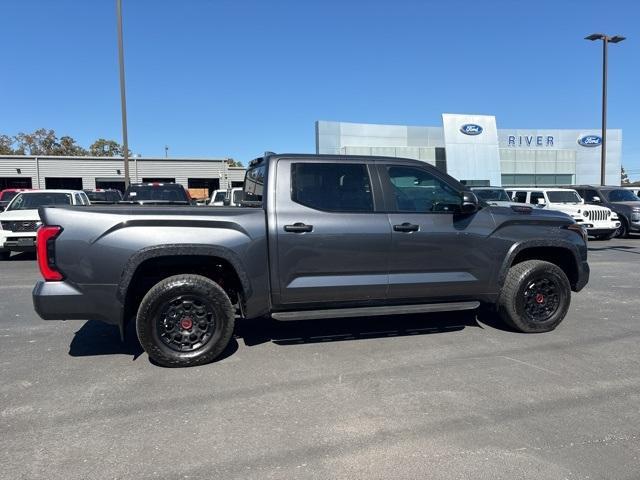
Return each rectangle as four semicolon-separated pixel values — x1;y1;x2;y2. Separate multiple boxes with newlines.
273;159;390;306
378;163;496;301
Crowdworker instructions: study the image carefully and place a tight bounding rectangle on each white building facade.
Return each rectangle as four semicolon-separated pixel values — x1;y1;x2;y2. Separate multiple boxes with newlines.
316;114;622;186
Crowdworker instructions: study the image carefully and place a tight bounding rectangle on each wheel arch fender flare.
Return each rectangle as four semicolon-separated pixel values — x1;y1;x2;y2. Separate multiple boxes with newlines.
116;243;253;304
497;239;582;290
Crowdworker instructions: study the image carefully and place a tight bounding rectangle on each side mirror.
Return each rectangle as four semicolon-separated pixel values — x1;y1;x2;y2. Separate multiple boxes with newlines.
461;191;479;214
222;197;231;206
592;196;601;203
537;198;546;205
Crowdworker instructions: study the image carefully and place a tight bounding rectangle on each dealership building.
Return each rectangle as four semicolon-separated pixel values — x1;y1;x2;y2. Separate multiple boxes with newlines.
0;155;246;195
316;114;622;186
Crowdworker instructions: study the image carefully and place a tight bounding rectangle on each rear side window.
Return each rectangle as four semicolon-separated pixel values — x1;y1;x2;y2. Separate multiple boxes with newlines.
244;164;265;203
529;192;545;205
291;163;373;212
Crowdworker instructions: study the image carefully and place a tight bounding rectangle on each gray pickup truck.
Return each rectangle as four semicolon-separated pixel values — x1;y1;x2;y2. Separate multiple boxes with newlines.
33;153;589;367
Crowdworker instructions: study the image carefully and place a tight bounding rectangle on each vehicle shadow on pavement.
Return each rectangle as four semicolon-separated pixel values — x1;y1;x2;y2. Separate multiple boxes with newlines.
7;252;36;261
588;245;640;254
237;310;490;348
68;319;240;364
68;320;144;359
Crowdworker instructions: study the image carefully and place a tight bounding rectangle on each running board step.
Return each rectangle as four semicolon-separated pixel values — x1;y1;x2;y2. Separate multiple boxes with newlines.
271;301;480;321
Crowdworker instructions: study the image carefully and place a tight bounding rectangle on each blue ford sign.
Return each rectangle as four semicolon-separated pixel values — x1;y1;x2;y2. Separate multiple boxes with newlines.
460;124;483;136
578;135;602;147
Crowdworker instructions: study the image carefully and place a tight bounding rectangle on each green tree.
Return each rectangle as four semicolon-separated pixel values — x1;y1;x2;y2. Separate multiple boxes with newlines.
621;166;630;185
89;138;130;157
0;134;14;154
13;128;59;155
53;136;88;156
227;160;244;167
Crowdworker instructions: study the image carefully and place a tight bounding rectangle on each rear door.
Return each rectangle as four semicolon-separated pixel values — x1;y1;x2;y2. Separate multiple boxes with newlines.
273;158;391;306
378;162;496;301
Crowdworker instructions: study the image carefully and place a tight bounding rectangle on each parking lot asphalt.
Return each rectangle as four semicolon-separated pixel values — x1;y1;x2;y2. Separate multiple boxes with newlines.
1;237;640;480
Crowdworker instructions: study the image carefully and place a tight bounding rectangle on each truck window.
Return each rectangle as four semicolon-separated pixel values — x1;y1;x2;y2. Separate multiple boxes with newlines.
529;192;545;205
386;166;460;213
244;164;265;203
513;191;527;203
291;163;373;212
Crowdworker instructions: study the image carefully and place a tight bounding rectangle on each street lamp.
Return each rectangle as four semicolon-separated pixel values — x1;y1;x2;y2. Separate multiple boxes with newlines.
584;33;625;186
116;0;131;189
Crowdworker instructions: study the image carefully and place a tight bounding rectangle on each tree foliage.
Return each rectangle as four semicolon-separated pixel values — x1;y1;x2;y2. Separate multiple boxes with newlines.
0;135;14;154
621;166;630;185
227;160;244;167
89;138;129;157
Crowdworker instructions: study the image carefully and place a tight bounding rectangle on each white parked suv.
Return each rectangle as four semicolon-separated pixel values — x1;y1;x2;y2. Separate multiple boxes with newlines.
209;187;243;206
506;187;620;240
0;190;90;260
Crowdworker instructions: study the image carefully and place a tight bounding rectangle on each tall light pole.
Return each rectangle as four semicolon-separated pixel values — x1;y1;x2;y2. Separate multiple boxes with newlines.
116;0;131;189
585;33;625;186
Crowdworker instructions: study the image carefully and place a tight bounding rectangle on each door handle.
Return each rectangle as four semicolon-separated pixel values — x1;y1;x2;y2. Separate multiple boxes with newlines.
284;222;313;233
393;222;419;233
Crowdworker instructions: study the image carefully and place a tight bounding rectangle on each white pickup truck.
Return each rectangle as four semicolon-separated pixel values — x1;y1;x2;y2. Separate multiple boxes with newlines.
506;187;620;240
0;190;90;259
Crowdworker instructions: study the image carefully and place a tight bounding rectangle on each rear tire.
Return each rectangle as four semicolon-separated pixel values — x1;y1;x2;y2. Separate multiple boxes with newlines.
497;260;571;333
136;274;235;367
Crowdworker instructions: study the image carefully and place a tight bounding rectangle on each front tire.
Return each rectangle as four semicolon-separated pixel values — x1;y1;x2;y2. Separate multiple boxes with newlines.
136;274;235;367
615;218;629;238
497;260;571;333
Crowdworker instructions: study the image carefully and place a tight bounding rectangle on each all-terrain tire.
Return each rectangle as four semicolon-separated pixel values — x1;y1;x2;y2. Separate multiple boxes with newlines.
497;260;571;333
136;274;235;367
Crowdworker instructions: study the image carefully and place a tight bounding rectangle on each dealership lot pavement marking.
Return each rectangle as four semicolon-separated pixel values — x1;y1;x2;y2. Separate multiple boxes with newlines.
1;239;640;480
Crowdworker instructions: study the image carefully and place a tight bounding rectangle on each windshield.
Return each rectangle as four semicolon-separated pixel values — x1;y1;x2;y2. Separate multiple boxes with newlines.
123;184;188;202
213;191;226;202
8;192;72;210
547;191;582;203
473;189;510;202
606;189;640;202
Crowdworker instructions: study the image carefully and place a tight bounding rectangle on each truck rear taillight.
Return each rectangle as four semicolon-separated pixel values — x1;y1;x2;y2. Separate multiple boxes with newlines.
37;226;64;281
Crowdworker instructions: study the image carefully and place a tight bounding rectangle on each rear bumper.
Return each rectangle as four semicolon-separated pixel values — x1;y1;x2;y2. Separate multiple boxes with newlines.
32;281;122;325
574;260;590;292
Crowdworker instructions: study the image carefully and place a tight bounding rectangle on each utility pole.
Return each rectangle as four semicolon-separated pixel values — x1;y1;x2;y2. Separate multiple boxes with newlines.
116;0;131;189
585;33;626;186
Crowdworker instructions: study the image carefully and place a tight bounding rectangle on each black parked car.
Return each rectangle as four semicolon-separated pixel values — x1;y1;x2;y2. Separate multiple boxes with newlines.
572;186;640;238
121;183;194;205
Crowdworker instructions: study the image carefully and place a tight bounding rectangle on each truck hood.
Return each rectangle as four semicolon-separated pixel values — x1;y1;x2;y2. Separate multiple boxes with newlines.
610;201;640;209
0;209;40;221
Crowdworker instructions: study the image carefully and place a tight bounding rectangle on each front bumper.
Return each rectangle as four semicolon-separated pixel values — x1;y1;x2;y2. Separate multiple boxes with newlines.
1;230;37;251
32;281;122;325
586;228;618;237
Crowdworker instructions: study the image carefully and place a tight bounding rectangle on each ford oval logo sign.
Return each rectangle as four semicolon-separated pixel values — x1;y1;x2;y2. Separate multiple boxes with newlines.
578;135;602;147
460;124;483;135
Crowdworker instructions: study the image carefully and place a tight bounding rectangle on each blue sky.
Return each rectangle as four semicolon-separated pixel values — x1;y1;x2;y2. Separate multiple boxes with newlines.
1;0;639;177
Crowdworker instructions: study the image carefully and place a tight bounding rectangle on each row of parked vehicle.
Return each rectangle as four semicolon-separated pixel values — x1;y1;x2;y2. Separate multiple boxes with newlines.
470;186;640;239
